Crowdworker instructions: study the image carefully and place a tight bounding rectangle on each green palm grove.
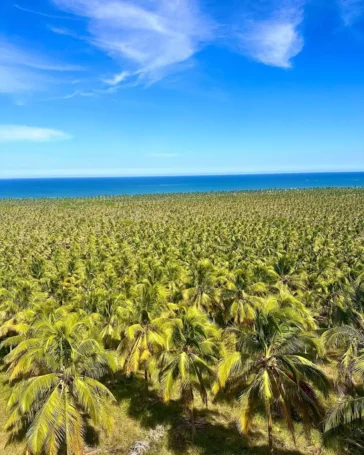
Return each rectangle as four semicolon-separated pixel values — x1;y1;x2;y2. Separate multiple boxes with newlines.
0;188;364;454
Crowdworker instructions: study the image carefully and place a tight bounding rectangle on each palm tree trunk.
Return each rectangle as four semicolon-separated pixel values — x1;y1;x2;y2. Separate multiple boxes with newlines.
268;420;273;454
267;405;274;454
189;405;196;437
144;367;149;395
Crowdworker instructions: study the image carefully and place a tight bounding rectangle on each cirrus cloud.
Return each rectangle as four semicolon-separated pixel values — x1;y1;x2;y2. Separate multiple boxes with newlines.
0;36;83;94
0;125;72;142
338;0;364;25
0;38;82;72
233;1;305;69
51;0;215;85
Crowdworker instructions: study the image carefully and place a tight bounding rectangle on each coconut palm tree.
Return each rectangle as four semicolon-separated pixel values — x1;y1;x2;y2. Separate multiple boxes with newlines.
271;254;307;290
118;281;169;392
2;311;116;455
348;273;364;313
215;299;329;454
158;307;221;433
324;353;364;447
222;268;267;326
323;325;364;395
183;259;221;317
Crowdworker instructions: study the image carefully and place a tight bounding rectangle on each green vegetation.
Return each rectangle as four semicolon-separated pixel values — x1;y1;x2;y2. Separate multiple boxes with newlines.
0;188;364;455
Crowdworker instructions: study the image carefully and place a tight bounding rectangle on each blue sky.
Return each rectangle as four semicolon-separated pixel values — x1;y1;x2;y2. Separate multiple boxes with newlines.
0;0;363;178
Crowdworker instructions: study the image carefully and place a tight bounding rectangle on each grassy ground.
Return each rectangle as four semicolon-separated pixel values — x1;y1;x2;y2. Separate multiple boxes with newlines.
0;372;336;455
0;374;24;455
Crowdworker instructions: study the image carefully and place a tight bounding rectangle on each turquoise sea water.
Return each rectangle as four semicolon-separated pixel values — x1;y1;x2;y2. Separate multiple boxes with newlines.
0;173;363;199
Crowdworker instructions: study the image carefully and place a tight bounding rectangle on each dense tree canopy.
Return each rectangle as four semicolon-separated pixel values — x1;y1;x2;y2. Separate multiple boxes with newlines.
0;188;364;454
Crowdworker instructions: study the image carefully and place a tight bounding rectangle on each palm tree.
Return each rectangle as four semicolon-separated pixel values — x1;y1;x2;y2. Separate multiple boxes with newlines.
223;268;267;326
215;299;329;454
119;314;166;392
322;325;364;395
158;307;221;434
271;254;307;291
274;283;317;329
348;273;364;313
324;353;364;447
118;281;169;392
88;290;133;349
2;311;116;455
183;259;221;317
0;297;58;340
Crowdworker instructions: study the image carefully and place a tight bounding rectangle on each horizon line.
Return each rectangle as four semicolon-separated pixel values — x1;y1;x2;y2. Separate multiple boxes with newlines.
1;170;364;180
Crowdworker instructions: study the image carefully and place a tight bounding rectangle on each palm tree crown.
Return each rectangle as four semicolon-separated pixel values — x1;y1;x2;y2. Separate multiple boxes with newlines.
3;311;116;455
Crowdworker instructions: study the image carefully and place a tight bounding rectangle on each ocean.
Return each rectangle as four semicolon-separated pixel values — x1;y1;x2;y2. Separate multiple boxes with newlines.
0;172;363;199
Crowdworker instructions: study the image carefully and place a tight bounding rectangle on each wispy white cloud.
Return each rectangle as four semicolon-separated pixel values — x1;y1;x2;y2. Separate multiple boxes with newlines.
8;0;306;98
0;66;48;94
338;0;364;25
45;90;99;100
233;1;305;68
0;37;83;94
13;3;79;20
103;70;132;86
147;153;179;158
52;0;215;85
0;37;82;72
47;25;80;38
0;125;72;142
